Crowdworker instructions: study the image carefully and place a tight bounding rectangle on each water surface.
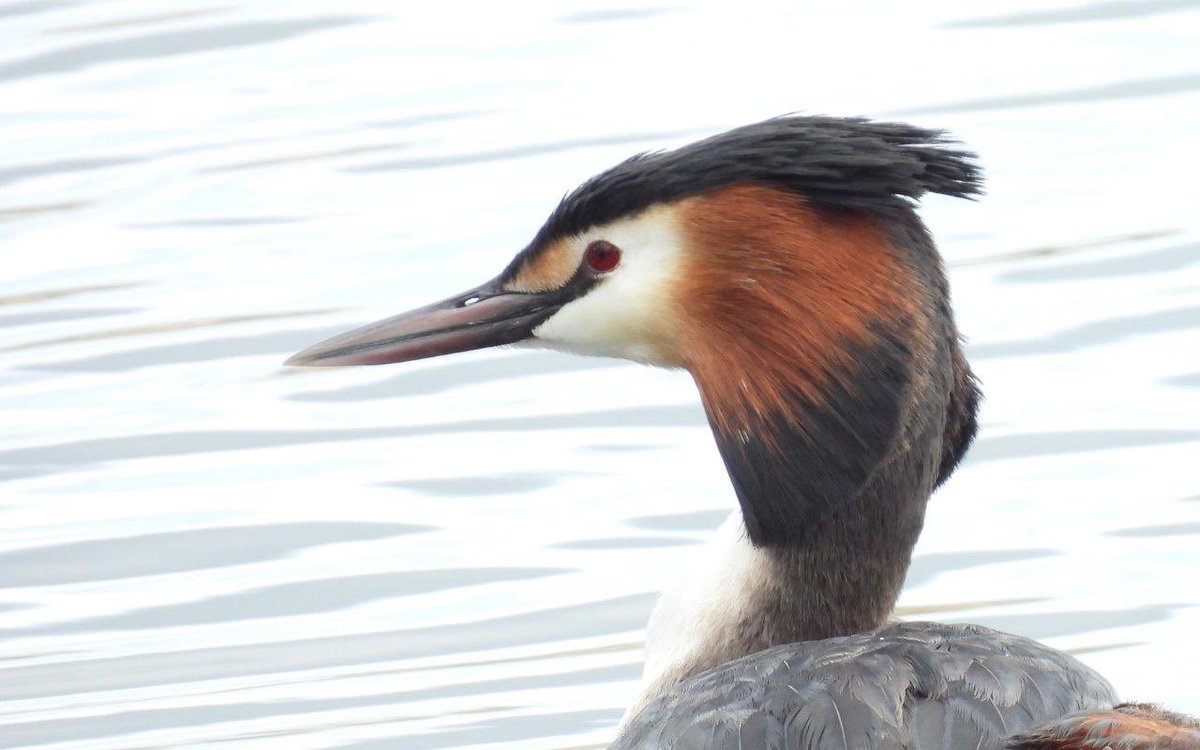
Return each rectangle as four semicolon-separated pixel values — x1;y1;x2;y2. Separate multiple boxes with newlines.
2;2;1199;748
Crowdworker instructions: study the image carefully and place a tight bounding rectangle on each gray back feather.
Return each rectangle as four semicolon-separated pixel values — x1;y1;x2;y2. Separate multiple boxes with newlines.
612;621;1117;750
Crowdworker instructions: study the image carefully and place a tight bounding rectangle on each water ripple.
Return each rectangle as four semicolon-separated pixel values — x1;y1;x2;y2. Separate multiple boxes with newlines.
893;72;1200;115
945;0;1200;28
969;305;1200;358
346;131;701;173
0;307;137;329
15;324;350;370
0;593;656;701
626;509;729;532
970;430;1200;461
0;157;145;188
0;1;75;21
6;310;335;353
289;352;630;402
551;536;697;550
3;567;569;636
0;406;705;470
338;709;622;750
0;16;372;83
998;242;1200;283
966;604;1185;640
904;549;1060;589
1107;521;1200;538
0;523;428;587
0;666;634;748
384;472;579;497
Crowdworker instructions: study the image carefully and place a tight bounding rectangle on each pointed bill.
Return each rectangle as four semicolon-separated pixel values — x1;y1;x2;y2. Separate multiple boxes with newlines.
284;281;562;367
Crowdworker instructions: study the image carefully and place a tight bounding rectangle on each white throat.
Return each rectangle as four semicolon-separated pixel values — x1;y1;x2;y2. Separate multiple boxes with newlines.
622;512;777;725
530;205;687;367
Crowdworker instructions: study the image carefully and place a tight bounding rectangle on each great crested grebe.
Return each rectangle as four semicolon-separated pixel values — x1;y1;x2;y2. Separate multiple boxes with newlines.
287;117;1198;749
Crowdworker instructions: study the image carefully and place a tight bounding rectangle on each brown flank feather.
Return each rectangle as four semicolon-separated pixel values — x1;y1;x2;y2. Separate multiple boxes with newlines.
1008;703;1200;750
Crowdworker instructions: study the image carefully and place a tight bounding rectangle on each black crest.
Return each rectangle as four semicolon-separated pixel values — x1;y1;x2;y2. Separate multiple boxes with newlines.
504;115;982;279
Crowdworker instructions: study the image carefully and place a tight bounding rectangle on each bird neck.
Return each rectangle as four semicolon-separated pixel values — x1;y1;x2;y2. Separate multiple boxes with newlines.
617;197;978;722
624;204;980;719
631;514;855;719
628;465;925;722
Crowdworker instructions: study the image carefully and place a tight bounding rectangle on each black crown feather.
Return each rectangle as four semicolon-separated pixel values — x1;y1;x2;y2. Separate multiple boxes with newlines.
521;115;982;260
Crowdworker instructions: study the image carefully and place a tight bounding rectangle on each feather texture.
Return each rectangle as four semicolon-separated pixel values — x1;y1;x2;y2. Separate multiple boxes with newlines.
612;621;1116;750
501;115;982;286
1006;703;1200;750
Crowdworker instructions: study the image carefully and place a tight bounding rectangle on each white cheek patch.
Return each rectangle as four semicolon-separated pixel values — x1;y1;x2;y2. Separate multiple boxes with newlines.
532;205;686;366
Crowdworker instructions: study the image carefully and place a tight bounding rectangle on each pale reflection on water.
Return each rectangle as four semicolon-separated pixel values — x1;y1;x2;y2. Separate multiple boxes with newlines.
2;1;1199;749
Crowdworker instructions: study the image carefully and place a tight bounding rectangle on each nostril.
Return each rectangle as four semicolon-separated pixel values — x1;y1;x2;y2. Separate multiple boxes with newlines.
462;295;482;306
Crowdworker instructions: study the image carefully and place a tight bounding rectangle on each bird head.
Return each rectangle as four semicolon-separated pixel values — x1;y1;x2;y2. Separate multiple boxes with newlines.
288;116;983;547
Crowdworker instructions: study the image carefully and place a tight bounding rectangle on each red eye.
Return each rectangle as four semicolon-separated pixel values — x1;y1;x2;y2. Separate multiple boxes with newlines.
585;240;621;273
